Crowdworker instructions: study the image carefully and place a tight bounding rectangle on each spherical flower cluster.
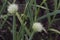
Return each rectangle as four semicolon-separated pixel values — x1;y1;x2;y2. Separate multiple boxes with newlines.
7;4;18;14
32;22;46;32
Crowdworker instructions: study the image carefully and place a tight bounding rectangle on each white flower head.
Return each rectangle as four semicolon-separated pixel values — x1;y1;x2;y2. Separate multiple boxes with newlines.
7;4;18;14
32;22;47;33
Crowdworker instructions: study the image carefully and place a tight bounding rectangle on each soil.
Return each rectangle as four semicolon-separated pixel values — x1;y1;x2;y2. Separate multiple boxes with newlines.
0;0;60;40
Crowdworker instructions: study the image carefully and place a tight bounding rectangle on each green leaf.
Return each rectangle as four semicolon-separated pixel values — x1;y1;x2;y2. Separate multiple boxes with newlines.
49;28;60;34
37;10;60;21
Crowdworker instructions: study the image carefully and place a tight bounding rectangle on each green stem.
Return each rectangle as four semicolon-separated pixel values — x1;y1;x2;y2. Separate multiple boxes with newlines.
44;3;51;27
16;12;30;40
29;31;35;40
51;0;58;24
13;14;17;40
0;0;7;15
0;13;9;29
34;0;46;22
13;0;16;3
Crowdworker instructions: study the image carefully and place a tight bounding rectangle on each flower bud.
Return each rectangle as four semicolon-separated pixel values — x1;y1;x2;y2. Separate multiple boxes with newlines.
7;4;18;14
32;22;47;33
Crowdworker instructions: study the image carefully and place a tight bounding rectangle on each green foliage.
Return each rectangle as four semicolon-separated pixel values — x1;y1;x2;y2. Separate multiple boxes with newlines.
0;0;60;40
